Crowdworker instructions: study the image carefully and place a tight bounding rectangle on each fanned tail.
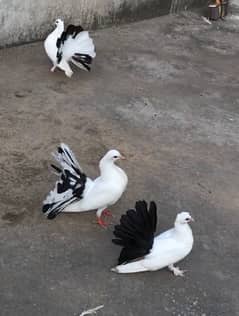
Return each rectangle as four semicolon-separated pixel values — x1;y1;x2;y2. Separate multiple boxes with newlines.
51;143;82;173
73;31;96;58
58;29;96;72
42;144;87;219
112;200;157;264
70;31;96;71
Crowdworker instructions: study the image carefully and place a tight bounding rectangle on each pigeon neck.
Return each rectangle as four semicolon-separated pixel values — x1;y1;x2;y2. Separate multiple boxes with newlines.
55;24;64;36
99;159;115;176
174;222;192;238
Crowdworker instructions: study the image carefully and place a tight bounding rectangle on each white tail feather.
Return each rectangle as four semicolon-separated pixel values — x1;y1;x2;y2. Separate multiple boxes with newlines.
63;31;96;61
111;261;147;274
52;143;81;170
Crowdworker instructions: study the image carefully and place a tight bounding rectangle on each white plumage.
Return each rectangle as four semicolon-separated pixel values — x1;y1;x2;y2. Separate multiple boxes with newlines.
42;144;128;227
44;19;96;77
112;201;194;276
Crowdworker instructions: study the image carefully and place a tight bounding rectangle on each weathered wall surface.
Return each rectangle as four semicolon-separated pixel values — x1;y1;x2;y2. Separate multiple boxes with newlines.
230;0;239;10
0;0;204;46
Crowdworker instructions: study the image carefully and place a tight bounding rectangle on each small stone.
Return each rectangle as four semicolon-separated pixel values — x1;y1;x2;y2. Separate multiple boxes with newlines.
15;91;26;98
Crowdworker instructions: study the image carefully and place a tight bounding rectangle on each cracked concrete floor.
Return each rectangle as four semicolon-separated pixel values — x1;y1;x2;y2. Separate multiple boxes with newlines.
0;11;239;316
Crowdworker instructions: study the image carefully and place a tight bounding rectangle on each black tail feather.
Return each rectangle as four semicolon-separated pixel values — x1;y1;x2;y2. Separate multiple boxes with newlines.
47;212;58;220
51;164;62;174
112;200;157;264
149;201;157;232
74;53;93;64
72;55;92;72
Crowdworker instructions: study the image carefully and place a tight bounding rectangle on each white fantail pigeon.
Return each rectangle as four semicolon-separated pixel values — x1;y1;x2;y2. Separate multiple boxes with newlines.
42;144;128;227
112;201;194;276
44;19;96;77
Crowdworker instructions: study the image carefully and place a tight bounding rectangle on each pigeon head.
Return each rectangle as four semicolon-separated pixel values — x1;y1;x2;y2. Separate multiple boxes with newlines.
175;211;194;224
54;18;64;28
101;150;126;165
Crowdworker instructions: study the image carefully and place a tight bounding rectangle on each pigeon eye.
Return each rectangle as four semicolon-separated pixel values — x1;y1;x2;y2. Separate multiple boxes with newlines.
113;155;118;158
185;218;190;221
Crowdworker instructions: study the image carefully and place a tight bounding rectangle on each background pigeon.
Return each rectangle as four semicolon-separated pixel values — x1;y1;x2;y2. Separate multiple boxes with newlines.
112;201;194;276
44;19;96;77
42;144;128;227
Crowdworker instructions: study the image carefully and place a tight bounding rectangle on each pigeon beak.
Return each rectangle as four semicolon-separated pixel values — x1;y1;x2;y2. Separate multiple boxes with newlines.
120;154;126;160
190;217;195;222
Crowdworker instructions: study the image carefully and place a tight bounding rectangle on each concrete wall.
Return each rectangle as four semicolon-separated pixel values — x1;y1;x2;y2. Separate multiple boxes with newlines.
0;0;204;47
230;0;239;9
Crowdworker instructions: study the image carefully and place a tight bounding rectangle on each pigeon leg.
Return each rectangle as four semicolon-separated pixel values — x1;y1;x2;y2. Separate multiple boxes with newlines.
57;59;73;78
51;65;57;72
65;69;73;78
96;208;109;227
102;209;113;217
97;217;108;228
168;264;186;277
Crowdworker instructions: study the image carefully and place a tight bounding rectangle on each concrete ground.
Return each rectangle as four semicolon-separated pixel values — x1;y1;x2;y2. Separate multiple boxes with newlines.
0;11;239;316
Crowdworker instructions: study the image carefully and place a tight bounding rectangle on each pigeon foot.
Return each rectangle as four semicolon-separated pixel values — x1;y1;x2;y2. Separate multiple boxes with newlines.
168;264;186;277
97;217;108;228
102;209;113;217
51;66;56;72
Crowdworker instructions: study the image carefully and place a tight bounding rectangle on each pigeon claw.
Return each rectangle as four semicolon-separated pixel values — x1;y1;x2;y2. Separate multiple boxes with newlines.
168;264;187;277
50;66;56;72
173;267;186;277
